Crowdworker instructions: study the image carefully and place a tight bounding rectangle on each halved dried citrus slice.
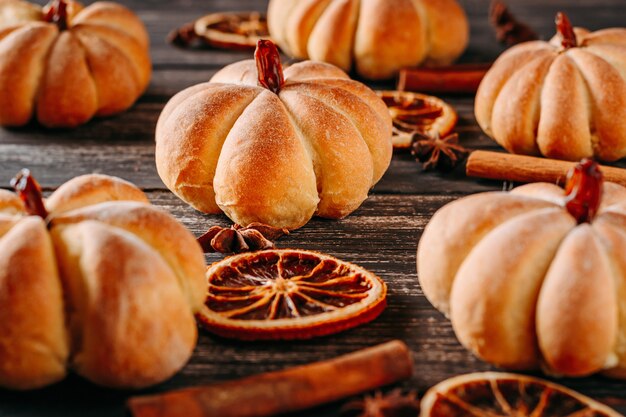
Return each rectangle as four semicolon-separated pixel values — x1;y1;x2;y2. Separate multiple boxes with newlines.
197;249;387;340
194;12;269;50
377;91;458;149
420;373;621;417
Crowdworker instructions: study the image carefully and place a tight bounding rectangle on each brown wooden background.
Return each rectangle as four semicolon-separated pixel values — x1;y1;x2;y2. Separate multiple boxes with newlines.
1;0;626;416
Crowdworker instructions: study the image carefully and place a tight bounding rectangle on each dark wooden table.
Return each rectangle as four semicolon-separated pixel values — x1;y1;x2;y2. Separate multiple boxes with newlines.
2;0;626;416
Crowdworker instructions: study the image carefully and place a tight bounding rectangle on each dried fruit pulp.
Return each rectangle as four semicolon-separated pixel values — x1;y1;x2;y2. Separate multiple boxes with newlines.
207;13;266;37
198;249;387;340
421;373;620;417
378;91;458;149
196;12;268;50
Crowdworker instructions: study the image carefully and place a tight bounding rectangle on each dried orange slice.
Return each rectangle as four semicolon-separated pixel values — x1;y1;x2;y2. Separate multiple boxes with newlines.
377;91;458;149
197;249;387;340
421;373;621;417
194;12;269;50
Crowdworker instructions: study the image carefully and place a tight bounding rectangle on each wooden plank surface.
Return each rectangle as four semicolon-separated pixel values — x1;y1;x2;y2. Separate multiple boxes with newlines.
2;0;626;416
2;193;626;417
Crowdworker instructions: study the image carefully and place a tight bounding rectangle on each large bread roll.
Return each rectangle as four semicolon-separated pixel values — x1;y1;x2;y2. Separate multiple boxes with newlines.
0;0;151;128
417;160;626;378
156;40;392;230
0;172;205;390
268;0;469;80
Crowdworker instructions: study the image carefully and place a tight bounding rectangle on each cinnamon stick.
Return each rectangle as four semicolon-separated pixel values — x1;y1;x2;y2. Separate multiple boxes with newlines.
466;151;626;187
398;63;491;94
128;340;413;417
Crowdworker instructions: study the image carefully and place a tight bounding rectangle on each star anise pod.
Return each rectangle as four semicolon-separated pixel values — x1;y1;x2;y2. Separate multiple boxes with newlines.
490;0;538;46
411;132;468;172
340;390;420;417
197;223;289;254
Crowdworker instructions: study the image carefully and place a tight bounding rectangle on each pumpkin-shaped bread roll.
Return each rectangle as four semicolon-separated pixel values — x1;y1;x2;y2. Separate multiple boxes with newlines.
418;160;626;378
475;13;626;162
267;0;469;79
156;40;392;230
0;0;151;128
0;172;205;390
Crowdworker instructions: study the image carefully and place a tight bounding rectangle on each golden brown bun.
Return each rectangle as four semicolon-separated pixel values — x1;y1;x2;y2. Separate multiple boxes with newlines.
0;22;57;126
0;0;151;128
156;60;392;230
51;220;196;388
50;201;207;311
417;192;556;315
418;182;626;378
451;208;575;370
0;189;24;214
475;28;626;161
536;224;617;376
0;217;68;390
0;174;205;389
593;214;626;379
45;173;149;213
212;89;320;229
268;0;469;80
155;83;261;214
0;0;41;31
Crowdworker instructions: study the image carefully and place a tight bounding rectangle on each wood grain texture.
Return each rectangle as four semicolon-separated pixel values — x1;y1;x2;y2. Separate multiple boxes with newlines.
1;193;625;416
2;0;626;416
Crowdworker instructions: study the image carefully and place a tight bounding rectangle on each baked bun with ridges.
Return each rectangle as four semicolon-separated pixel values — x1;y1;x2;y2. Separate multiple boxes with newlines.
156;40;392;230
418;160;626;378
0;172;205;390
0;0;150;128
475;13;626;162
267;0;469;80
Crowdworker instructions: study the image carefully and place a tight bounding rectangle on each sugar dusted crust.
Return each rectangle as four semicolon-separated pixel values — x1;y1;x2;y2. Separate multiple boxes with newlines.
0;0;151;128
475;27;626;162
267;0;468;80
0;174;205;389
156;60;393;230
418;182;626;378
